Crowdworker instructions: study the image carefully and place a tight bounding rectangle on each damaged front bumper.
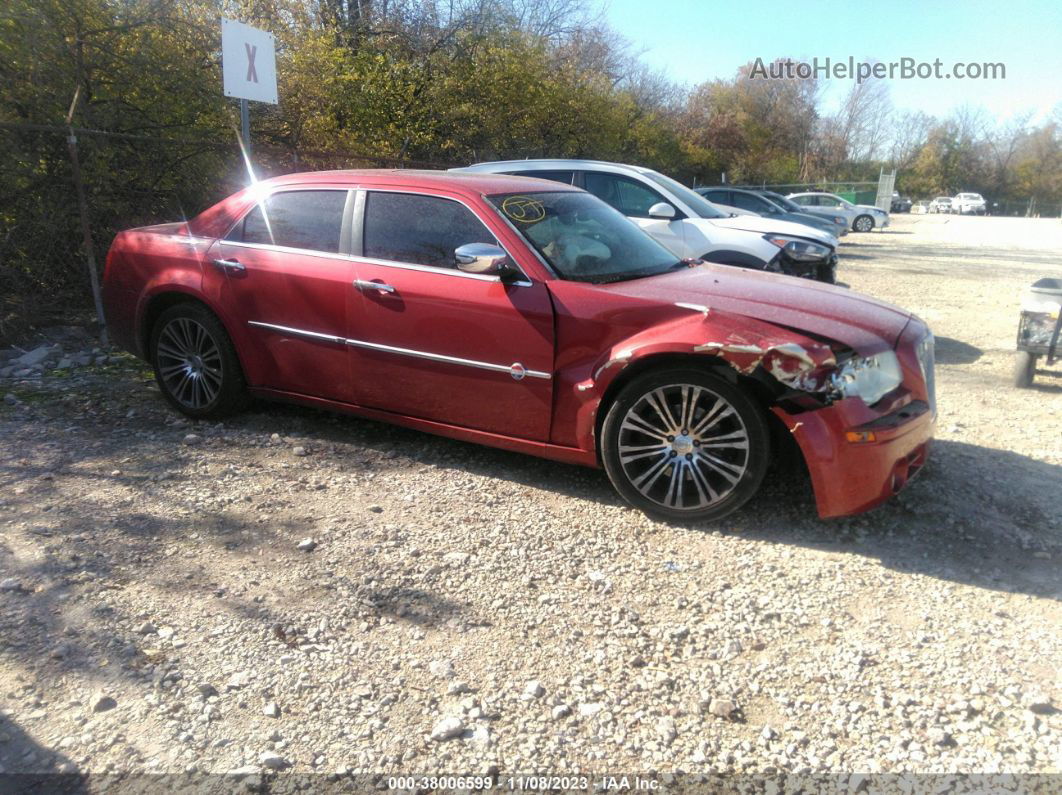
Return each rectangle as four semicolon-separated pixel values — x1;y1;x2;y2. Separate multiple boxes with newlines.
774;397;933;518
770;320;936;518
769;250;837;283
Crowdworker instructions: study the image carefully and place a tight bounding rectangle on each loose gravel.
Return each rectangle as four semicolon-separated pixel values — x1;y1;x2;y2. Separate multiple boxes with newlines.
0;214;1059;782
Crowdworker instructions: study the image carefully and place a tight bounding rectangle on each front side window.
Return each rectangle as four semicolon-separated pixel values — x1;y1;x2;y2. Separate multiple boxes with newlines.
640;171;728;219
230;190;347;253
582;172;666;218
363;192;497;269
732;192;769;213
489;191;679;284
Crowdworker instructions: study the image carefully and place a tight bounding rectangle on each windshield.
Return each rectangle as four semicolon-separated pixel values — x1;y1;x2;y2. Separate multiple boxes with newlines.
640;171;728;219
488;191;682;284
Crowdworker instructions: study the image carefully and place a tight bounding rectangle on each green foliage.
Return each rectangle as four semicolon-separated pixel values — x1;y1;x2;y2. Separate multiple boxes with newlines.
1;0;1060;336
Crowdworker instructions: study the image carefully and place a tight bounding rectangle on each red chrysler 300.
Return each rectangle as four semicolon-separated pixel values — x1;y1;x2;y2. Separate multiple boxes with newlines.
102;170;935;522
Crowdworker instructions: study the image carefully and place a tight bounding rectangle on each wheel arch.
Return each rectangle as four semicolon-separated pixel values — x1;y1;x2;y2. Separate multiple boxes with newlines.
592;352;780;458
139;290;240;368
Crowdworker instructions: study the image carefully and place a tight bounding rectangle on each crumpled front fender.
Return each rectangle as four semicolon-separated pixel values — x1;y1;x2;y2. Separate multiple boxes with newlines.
554;304;839;454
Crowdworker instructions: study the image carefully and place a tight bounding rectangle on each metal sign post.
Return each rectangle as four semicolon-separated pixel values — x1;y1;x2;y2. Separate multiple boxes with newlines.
221;18;278;157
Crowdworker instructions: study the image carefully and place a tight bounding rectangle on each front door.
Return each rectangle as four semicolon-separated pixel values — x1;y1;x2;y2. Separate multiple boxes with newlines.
347;189;555;440
210;188;355;403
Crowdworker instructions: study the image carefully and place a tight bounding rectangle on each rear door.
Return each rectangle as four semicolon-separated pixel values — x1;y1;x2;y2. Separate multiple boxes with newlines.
209;188;355;402
346;189;555;440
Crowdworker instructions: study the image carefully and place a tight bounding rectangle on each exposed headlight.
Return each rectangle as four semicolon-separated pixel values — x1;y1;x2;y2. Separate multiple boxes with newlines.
765;236;831;262
830;351;903;405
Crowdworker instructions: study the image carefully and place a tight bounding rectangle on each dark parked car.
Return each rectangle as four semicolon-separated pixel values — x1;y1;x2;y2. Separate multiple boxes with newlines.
891;194;913;213
697;187;848;239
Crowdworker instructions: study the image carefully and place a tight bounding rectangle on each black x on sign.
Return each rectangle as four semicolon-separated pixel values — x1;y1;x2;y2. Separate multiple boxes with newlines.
245;43;258;83
221;18;277;105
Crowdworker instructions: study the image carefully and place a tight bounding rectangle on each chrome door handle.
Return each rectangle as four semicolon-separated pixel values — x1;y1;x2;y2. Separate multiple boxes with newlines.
212;258;245;274
354;279;395;294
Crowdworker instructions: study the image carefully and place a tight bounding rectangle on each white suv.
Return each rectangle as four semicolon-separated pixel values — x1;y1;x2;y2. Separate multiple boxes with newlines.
453;160;839;282
953;193;986;215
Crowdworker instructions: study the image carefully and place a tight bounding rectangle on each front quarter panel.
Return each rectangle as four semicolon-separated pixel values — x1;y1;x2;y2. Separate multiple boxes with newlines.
545;280;838;454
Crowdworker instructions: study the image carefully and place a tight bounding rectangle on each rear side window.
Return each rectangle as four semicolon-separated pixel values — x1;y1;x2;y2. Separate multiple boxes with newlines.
731;192;767;212
363;192;497;269
702;190;729;204
508;170;576;185
230;190;346;253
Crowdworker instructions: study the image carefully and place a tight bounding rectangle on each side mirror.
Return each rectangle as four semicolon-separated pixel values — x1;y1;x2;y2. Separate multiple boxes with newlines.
648;202;677;220
455;243;517;278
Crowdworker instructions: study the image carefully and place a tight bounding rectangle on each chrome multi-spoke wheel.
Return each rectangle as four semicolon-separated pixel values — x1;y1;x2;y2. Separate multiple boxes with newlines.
151;303;248;418
602;370;769;522
156;317;223;410
854;215;874;233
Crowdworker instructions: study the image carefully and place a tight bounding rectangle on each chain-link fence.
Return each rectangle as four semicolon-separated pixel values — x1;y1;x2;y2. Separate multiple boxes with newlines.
702;180;882;206
0;122;456;342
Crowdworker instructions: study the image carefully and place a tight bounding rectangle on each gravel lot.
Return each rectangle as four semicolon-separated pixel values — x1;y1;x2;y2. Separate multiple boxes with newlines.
0;213;1059;786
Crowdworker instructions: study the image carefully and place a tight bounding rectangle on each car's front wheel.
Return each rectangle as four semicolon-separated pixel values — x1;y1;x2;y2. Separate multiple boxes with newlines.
601;369;770;522
151;302;249;419
853;214;875;232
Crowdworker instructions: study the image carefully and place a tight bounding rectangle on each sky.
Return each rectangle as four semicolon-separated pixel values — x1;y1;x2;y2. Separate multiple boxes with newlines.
603;0;1062;124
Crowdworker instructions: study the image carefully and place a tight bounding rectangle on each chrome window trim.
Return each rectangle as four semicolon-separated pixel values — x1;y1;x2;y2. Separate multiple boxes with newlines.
356;187;534;286
349;255;532;287
220;239;356;264
248;321;551;380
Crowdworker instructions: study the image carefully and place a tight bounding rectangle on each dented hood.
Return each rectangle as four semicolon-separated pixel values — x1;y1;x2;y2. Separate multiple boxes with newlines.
598;264;912;354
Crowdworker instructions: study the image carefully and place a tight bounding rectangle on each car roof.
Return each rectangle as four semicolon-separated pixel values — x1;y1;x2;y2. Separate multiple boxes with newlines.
454;159;655;177
261;168;580;196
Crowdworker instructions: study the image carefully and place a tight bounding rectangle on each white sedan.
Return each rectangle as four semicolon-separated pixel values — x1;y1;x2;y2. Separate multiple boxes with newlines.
953;192;986;215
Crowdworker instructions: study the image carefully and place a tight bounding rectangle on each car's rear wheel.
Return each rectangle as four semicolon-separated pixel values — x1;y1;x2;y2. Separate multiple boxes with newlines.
601;369;770;522
853;214;875;232
1013;351;1037;389
151;303;249;418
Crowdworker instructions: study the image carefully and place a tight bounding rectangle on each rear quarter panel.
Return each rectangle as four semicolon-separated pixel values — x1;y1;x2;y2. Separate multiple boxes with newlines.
103;225;212;358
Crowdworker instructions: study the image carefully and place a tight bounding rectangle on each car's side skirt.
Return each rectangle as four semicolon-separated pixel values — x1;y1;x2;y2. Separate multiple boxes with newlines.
249;387;599;468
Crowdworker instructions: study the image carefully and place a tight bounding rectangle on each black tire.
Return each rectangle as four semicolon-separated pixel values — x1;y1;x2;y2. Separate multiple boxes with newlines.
816;262;836;284
600;368;770;523
150;302;249;418
853;214;875;232
1013;351;1037;389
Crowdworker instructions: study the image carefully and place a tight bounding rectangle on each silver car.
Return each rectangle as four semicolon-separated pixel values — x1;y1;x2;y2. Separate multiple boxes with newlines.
787;192;890;233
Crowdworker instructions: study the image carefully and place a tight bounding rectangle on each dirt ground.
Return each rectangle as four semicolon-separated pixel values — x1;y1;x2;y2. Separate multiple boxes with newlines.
0;213;1059;788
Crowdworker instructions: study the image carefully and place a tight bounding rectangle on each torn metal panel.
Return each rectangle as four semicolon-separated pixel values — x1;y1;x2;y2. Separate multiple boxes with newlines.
695;337;837;393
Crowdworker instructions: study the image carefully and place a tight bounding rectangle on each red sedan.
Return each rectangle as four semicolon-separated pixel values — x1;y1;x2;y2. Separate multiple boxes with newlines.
102;170;935;522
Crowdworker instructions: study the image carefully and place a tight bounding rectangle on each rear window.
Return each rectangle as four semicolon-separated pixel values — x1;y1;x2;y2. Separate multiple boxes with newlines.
229;190;347;253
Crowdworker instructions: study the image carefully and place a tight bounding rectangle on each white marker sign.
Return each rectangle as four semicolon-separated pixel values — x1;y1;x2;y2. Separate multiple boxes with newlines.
221;18;277;105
